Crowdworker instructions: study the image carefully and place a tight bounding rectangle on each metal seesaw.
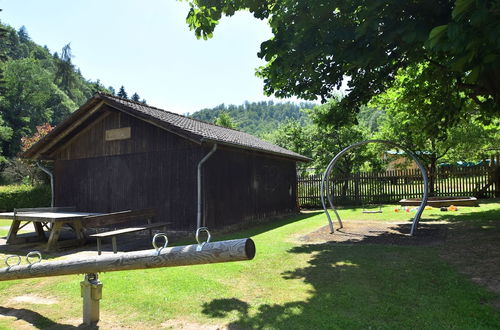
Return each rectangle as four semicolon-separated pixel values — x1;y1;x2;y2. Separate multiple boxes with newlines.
0;227;256;325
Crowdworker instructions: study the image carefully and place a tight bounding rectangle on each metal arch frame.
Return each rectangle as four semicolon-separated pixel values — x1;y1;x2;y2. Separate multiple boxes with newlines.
320;139;429;236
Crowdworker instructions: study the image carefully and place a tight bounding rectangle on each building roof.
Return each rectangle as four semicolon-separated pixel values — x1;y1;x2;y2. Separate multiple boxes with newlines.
23;92;311;162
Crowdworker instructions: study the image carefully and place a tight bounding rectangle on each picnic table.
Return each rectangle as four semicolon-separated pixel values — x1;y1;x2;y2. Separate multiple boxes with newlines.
0;207;103;251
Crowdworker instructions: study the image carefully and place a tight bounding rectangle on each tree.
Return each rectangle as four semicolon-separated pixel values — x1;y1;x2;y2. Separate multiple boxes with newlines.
108;86;116;95
17;26;30;43
214;112;238;129
1;58;75;156
54;43;77;96
20;123;53;152
371;63;496;195
266;99;373;173
184;0;500;120
131;92;140;102
117;86;128;99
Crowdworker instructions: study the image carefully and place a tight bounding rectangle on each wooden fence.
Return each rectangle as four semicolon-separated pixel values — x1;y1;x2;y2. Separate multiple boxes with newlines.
297;165;500;208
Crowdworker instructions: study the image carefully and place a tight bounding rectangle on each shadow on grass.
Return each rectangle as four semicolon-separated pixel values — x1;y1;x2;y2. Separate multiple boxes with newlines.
215;211;323;241
0;306;95;329
422;208;500;224
202;222;500;328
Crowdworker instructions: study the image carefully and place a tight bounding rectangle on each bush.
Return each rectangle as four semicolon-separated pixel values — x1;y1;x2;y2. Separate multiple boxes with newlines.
0;185;51;211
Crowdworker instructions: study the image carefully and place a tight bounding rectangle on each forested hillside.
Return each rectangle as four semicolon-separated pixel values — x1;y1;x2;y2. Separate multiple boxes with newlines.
0;22;112;159
191;101;315;136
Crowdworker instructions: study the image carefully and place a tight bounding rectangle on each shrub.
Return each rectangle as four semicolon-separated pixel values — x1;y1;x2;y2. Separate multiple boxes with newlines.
0;185;51;211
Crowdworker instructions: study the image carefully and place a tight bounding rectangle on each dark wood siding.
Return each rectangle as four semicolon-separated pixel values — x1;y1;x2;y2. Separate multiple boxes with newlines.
203;146;298;228
54;150;199;230
52;108;299;231
54;108;195;160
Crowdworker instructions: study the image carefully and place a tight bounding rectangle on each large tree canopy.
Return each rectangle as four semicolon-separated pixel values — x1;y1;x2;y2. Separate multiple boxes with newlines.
184;0;500;118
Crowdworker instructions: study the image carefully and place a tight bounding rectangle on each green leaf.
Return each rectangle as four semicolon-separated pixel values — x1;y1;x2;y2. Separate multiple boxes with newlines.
428;25;447;48
452;0;474;20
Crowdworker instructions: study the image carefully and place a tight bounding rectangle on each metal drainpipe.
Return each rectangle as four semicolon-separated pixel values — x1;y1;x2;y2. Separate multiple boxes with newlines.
37;162;54;207
197;143;217;230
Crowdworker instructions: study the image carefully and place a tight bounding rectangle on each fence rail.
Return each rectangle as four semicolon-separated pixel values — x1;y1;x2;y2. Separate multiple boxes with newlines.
297;165;500;208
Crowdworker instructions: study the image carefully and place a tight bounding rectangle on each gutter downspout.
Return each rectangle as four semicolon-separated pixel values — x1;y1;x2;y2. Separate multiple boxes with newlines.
37;162;54;207
197;143;217;230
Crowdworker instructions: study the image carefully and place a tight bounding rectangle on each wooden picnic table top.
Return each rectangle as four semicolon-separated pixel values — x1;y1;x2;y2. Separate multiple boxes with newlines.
0;211;103;223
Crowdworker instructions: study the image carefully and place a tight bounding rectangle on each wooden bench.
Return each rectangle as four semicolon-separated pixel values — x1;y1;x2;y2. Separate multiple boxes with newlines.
84;209;170;255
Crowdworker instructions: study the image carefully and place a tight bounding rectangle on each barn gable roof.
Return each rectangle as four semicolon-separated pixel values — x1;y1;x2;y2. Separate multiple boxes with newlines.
23;93;311;162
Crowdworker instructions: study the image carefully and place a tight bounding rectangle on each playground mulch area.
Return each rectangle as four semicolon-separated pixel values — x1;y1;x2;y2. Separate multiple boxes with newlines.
297;220;448;246
298;218;500;310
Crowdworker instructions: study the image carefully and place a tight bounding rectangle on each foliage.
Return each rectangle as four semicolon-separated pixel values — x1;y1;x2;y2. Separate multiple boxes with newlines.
131;92;140;102
213;111;238;129
54;44;77;97
0;184;50;211
265;99;376;173
117;85;128;99
0;21;109;160
192;100;314;136
184;0;500;120
370;63;498;194
0;58;75;156
21;123;54;152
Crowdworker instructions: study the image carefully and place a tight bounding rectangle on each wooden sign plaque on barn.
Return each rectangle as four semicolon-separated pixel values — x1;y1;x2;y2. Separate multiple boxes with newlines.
23;93;310;231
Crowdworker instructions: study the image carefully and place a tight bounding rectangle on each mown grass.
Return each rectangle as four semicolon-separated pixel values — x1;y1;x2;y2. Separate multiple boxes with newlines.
0;201;498;328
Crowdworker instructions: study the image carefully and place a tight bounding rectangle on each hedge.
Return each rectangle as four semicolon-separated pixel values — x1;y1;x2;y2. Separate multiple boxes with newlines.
0;185;51;211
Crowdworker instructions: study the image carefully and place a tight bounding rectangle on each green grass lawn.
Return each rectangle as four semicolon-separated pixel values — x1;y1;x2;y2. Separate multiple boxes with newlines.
0;201;498;328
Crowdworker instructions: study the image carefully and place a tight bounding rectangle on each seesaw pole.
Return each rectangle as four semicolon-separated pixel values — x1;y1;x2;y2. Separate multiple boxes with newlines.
0;238;255;325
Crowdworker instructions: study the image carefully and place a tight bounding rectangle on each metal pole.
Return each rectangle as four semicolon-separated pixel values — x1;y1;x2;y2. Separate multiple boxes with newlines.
37;162;54;207
197;144;217;230
320;139;428;236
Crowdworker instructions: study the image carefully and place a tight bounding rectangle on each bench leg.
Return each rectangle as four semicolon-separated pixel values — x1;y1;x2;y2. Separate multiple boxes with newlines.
112;236;117;254
6;220;21;244
34;222;47;241
46;222;63;251
96;238;102;255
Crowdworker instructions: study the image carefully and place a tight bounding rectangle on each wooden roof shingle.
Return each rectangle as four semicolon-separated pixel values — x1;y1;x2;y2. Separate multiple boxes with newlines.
23;92;311;162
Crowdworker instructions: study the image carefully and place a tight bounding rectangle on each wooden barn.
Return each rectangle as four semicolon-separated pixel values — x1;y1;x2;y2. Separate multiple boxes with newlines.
23;93;310;231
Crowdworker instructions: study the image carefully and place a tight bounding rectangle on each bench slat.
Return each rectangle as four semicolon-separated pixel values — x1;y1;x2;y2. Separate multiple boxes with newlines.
89;222;171;238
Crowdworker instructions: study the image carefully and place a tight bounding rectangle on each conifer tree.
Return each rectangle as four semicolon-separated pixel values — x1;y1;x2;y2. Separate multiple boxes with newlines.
54;43;77;96
117;86;128;99
131;92;140;102
17;26;29;42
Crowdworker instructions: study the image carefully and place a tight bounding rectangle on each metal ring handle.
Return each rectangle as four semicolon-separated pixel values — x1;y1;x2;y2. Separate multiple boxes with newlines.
152;233;168;253
26;251;42;265
195;227;211;245
196;227;211;251
5;255;21;267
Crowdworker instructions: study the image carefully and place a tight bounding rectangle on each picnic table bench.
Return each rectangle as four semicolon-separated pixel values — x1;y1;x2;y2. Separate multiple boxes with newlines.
0;207;103;251
85;208;171;255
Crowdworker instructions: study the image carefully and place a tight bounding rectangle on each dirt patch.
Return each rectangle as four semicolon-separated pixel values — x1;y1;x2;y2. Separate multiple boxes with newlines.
161;320;226;329
298;220;447;246
10;295;58;305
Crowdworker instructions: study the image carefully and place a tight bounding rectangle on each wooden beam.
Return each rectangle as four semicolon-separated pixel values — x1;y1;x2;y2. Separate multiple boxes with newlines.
30;101;105;159
0;238;256;281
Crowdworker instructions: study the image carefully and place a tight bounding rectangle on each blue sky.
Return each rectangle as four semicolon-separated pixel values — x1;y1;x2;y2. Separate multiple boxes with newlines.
0;0;307;114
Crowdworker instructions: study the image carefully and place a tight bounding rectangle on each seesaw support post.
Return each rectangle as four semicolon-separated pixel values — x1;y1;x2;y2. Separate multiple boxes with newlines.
80;273;102;325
